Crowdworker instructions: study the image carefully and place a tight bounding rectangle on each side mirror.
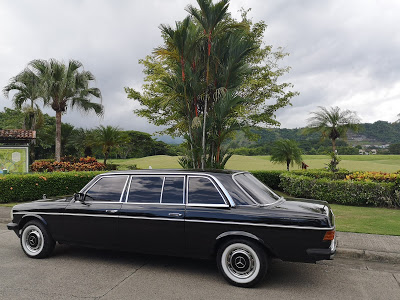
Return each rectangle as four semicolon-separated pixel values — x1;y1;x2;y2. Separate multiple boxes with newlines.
73;193;85;203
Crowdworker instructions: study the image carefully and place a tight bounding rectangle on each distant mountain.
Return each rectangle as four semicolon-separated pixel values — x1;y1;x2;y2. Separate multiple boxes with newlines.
228;121;400;149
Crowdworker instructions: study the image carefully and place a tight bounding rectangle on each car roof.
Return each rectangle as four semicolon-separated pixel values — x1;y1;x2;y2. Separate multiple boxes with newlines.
103;169;244;177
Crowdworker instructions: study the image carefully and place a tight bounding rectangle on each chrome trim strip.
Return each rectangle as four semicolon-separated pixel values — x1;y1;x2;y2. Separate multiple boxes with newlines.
120;175;130;202
186;203;229;208
12;211;333;230
125;175;132;202
159;177;166;203
186;175;228;206
118;215;184;222
122;202;185;206
185;219;335;231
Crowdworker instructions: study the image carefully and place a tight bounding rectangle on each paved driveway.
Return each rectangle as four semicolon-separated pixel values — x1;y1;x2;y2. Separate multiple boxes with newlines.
1;228;400;300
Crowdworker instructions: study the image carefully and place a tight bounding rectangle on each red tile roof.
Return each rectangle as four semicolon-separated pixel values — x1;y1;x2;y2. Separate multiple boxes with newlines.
0;130;36;140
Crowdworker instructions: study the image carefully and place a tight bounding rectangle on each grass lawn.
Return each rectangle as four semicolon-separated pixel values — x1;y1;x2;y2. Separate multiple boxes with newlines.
110;154;400;173
330;204;400;236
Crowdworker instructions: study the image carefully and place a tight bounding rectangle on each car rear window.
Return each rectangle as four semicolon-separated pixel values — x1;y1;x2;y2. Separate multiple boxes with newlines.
233;173;281;205
188;177;226;205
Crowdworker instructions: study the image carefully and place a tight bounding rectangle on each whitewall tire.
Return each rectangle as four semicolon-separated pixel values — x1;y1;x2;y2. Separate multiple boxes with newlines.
217;239;267;287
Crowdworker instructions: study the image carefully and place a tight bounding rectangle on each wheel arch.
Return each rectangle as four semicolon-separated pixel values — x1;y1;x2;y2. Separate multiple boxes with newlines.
214;231;276;258
18;214;48;233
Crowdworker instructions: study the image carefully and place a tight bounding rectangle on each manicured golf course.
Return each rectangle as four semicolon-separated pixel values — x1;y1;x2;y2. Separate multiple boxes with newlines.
111;154;400;173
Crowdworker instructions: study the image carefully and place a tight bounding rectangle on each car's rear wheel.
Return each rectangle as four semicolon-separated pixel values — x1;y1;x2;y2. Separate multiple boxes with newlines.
217;239;268;287
20;220;55;258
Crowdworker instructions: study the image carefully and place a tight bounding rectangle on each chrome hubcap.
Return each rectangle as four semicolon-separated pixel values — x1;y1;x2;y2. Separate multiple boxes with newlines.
22;225;44;255
226;248;255;278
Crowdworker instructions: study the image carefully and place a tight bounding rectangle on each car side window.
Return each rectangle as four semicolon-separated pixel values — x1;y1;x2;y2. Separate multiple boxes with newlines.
85;176;128;202
128;176;163;203
161;177;184;204
188;177;226;205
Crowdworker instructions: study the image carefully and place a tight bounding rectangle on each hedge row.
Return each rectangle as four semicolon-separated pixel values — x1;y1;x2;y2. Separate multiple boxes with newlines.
2;169;399;208
250;170;285;190
291;169;350;180
279;173;400;208
0;171;103;203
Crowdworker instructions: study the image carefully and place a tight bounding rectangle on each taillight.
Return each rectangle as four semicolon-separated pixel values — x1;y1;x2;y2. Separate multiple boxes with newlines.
323;230;335;241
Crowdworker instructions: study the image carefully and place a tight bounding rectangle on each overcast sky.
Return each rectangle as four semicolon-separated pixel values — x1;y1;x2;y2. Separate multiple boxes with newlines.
1;0;400;135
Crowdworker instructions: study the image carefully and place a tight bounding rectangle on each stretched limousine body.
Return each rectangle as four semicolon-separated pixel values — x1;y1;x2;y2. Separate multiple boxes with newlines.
8;170;336;287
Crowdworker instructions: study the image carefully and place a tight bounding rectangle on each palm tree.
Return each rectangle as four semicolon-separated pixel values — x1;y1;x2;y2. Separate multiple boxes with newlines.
27;59;103;161
94;125;126;165
3;69;43;131
3;69;44;162
186;0;230;169
304;106;360;152
270;139;303;171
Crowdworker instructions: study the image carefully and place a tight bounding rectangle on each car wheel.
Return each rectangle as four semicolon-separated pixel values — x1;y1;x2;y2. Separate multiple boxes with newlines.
20;220;55;258
217;239;267;287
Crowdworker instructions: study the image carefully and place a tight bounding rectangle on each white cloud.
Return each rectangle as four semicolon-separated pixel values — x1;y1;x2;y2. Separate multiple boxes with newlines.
1;0;400;132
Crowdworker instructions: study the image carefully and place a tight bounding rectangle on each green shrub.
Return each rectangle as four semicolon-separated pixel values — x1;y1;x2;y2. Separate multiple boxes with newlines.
105;164;119;171
125;164;138;170
0;171;104;203
279;173;399;208
30;156;105;172
250;170;286;190
291;169;350;180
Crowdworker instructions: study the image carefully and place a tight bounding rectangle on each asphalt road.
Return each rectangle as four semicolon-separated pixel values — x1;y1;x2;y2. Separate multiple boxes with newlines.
1;228;400;300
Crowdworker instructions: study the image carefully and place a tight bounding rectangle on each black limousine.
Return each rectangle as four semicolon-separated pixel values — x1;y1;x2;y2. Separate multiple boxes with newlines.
8;170;336;287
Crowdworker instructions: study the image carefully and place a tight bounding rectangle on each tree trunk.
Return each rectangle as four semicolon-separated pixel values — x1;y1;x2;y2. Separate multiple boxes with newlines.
332;139;336;153
55;110;62;161
103;152;109;165
287;160;290;171
202;52;211;170
201;93;208;170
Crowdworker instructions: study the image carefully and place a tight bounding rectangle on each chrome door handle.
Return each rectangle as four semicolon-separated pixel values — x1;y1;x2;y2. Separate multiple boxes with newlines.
168;213;183;217
106;209;118;213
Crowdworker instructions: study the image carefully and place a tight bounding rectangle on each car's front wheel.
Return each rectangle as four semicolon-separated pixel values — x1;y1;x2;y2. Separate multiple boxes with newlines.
217;239;268;287
20;220;55;258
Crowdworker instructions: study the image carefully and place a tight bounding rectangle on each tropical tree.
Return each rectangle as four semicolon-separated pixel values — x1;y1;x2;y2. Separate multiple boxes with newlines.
3;70;44;161
3;69;44;131
270;139;303;171
94;125;126;165
7;59;103;161
126;1;297;169
304;106;360;152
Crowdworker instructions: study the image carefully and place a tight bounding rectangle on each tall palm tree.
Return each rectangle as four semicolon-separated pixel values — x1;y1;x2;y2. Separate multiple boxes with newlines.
270;139;303;171
304;106;360;152
186;0;230;169
94;125;126;165
28;59;103;161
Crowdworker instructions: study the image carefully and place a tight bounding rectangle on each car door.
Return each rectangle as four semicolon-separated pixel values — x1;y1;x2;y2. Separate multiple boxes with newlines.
118;175;185;256
62;175;128;247
184;175;232;258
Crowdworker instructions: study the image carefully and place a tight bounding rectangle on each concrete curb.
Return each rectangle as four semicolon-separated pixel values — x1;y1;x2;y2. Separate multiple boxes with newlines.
336;248;400;264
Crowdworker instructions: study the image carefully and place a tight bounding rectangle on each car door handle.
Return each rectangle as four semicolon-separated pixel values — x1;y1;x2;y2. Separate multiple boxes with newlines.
168;213;183;217
106;210;118;213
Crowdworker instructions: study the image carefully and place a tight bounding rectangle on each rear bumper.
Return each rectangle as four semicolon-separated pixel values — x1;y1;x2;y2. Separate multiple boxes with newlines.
306;237;337;261
7;222;20;237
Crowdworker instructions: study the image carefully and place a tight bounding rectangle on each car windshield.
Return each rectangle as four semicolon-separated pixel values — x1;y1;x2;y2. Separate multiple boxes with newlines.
233;173;281;205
